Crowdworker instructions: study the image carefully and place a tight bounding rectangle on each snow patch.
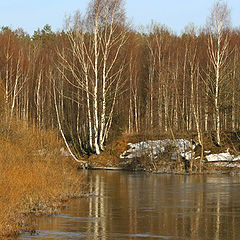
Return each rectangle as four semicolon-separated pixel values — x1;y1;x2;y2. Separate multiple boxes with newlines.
120;139;240;166
206;149;240;162
120;139;192;160
233;155;240;161
206;152;233;162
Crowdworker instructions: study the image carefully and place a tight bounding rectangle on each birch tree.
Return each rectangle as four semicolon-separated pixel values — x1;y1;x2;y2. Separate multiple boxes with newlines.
127;37;140;134
57;0;127;155
208;2;230;145
146;35;155;130
206;1;232;145
1;32;29;125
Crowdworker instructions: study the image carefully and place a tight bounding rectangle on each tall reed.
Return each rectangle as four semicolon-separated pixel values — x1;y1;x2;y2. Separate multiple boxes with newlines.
0;120;86;237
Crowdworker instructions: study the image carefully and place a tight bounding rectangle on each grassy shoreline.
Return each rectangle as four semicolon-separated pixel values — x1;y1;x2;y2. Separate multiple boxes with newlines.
0;122;86;238
2;127;240;237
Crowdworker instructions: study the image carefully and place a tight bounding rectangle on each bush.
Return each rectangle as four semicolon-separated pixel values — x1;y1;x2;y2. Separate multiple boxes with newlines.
0;120;86;237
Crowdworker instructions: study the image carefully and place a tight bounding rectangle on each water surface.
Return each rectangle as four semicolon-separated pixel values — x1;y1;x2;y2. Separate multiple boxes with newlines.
20;170;240;240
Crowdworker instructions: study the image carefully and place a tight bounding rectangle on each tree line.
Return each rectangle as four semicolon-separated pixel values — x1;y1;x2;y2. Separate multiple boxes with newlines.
0;0;240;157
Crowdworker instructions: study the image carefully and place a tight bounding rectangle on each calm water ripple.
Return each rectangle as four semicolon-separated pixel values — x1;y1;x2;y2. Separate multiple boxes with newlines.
19;170;240;240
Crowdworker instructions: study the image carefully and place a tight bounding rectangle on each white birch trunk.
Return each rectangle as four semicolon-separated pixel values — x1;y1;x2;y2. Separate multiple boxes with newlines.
52;74;86;164
93;13;101;155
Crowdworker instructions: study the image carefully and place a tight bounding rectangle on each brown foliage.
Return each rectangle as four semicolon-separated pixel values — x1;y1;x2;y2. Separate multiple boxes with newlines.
0;121;86;237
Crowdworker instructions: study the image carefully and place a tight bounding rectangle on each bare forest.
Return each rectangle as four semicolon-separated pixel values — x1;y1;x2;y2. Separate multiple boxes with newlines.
1;0;240;157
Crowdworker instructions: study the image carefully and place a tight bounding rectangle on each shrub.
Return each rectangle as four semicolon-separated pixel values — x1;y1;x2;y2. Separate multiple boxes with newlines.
0;120;86;237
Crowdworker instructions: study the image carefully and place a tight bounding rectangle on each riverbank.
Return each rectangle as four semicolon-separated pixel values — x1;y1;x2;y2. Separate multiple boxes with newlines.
3;129;239;237
87;132;240;175
0;121;86;239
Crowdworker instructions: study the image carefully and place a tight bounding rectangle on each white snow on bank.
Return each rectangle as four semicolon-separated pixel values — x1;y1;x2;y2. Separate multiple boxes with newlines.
120;139;192;160
206;152;233;162
206;151;240;162
120;139;240;164
233;155;240;161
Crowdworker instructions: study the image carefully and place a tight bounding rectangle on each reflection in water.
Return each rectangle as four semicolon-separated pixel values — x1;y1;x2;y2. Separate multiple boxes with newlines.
20;171;240;240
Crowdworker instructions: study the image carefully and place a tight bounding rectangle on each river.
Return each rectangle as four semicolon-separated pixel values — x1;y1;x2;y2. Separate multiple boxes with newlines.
19;170;240;240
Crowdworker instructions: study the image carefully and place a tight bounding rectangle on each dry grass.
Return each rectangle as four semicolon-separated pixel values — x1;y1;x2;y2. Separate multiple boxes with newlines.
0;120;86;238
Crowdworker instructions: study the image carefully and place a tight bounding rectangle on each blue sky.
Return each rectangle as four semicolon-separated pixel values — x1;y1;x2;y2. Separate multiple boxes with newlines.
0;0;239;35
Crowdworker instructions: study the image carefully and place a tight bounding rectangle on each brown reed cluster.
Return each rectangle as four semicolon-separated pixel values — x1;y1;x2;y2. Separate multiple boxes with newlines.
0;120;86;238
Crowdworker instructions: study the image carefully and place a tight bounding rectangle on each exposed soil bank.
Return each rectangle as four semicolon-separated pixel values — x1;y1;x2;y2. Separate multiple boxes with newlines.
87;132;240;175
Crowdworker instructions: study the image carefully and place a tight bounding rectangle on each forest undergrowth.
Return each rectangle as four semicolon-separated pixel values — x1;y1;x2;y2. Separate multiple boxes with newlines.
0;120;87;238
